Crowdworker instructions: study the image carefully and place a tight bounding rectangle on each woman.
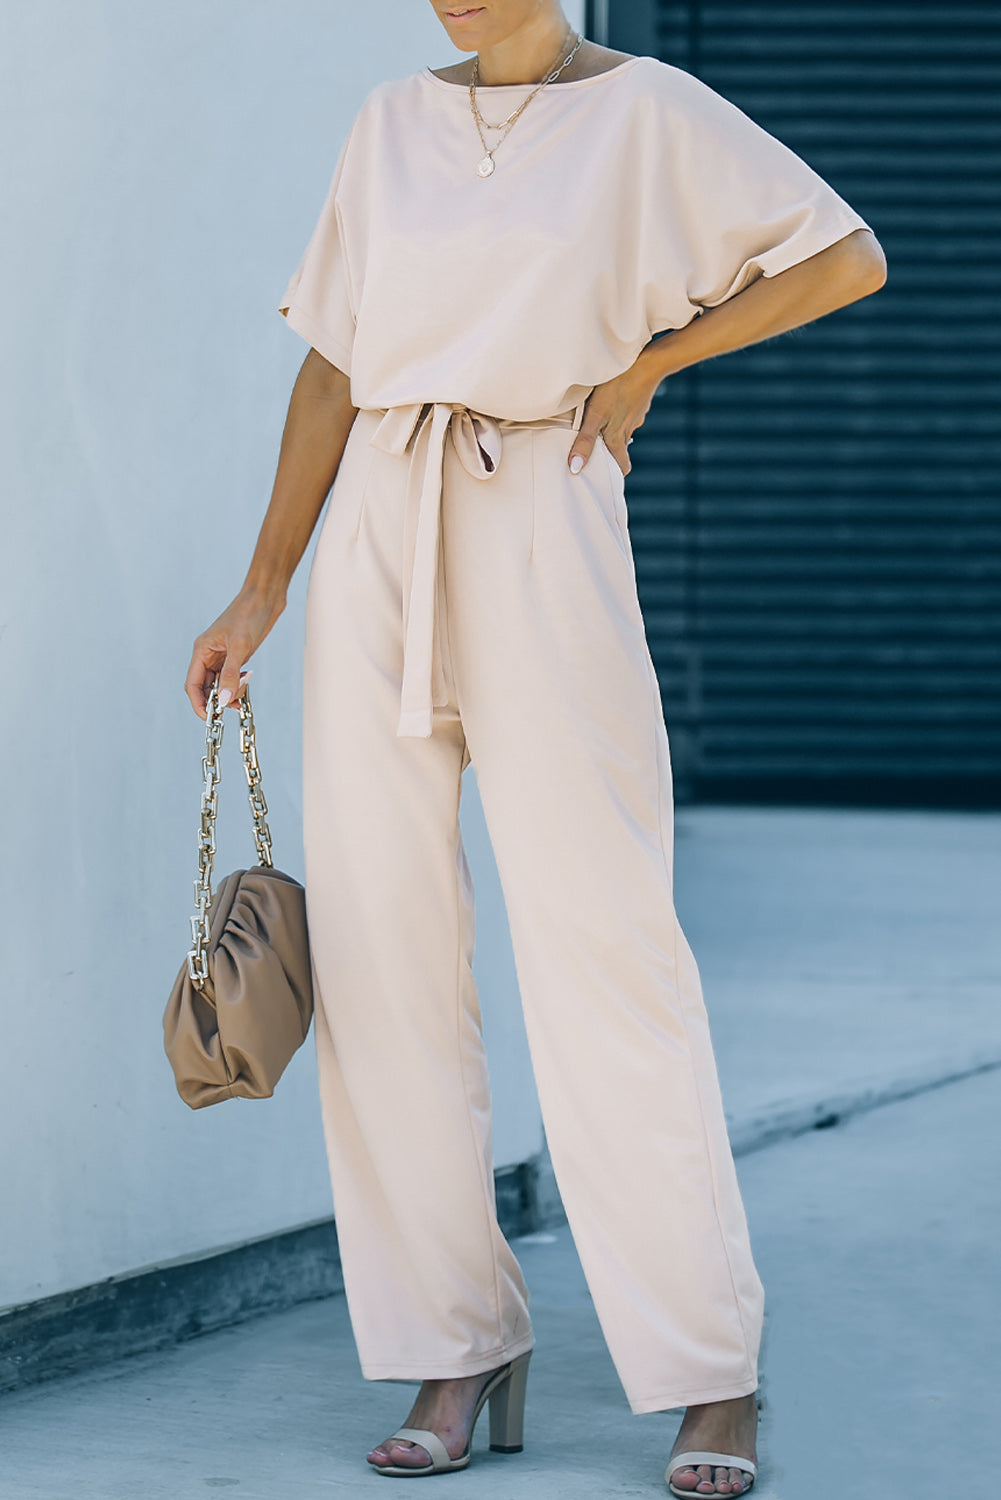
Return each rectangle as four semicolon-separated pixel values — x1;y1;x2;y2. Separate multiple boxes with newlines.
185;3;886;1493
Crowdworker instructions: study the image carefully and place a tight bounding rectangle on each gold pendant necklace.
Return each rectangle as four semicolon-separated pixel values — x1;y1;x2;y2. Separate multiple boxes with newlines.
468;30;583;178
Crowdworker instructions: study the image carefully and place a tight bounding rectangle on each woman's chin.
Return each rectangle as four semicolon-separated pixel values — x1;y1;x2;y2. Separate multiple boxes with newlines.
441;5;490;43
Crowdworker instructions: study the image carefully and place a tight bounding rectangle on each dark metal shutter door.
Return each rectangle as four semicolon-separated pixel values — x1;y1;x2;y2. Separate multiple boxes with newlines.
600;1;1001;807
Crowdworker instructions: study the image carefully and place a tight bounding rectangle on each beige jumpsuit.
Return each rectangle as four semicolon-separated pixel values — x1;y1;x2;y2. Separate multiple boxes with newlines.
279;56;872;1413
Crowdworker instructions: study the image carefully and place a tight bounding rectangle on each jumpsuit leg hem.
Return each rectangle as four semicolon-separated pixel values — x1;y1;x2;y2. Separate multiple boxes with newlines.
628;1373;759;1416
647;651;765;1380
359;1331;536;1383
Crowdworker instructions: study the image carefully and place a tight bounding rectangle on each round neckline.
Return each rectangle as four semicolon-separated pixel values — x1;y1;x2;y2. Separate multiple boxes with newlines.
421;56;645;92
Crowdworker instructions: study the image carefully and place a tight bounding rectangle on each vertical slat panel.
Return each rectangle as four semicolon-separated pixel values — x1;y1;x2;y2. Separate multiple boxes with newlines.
602;0;1001;806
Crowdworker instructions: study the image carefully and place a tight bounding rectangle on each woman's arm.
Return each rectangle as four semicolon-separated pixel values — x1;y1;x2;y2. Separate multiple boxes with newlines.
184;348;358;719
569;226;887;477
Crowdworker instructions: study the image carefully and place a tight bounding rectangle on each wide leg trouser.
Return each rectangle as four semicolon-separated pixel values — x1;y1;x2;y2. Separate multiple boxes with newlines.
301;406;765;1414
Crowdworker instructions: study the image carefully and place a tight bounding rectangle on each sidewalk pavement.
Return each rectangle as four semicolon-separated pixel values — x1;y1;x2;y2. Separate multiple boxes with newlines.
1;807;998;1499
674;806;1001;1150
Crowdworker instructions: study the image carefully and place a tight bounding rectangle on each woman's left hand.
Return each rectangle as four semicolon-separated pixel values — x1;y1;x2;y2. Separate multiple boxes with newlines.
567;354;662;479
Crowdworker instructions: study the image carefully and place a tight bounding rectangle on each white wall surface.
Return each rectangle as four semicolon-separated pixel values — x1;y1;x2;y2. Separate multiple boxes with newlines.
0;0;584;1311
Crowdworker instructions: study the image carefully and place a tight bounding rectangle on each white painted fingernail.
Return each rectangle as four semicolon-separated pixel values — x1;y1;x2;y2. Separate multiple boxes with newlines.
569;455;584;475
218;688;232;709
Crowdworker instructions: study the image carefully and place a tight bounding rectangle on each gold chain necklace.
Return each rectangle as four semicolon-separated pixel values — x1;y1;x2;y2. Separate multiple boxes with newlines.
468;29;584;178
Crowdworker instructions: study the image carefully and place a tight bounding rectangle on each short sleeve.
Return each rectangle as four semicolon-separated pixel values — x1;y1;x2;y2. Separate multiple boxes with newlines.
647;69;874;332
278;132;356;376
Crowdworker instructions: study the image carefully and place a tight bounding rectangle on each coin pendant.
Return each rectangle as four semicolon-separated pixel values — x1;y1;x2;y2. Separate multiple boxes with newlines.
477;154;495;178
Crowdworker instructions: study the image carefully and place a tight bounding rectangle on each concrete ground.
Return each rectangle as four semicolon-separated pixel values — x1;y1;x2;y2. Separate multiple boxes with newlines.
1;807;998;1500
673;806;1001;1148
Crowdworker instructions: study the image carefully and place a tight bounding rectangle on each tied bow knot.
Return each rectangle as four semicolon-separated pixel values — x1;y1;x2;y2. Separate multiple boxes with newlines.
368;399;584;739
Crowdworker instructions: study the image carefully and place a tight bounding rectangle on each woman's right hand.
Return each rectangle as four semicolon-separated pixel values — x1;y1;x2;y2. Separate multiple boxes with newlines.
185;587;285;720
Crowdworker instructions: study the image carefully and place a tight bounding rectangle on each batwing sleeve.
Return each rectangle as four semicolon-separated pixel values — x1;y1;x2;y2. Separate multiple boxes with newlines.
278;129;357;376
645;66;875;334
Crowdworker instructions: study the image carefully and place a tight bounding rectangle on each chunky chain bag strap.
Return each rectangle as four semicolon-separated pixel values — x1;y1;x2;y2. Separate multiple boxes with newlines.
163;682;314;1109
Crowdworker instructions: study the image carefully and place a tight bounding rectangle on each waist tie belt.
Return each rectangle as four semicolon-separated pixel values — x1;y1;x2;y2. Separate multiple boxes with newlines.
368;398;587;739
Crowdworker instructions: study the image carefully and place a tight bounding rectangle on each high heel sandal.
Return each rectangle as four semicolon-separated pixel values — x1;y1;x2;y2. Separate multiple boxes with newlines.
373;1349;532;1477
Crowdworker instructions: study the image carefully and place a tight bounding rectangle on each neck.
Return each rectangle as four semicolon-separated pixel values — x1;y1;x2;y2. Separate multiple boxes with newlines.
475;10;573;87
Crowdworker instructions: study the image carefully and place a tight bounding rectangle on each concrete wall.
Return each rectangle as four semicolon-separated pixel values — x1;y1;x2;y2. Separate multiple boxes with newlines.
0;0;583;1312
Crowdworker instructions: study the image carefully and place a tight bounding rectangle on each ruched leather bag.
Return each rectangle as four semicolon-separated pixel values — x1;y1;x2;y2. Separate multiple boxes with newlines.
163;683;313;1109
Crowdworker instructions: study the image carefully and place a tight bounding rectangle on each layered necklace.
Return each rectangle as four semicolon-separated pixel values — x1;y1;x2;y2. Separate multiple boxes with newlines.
468;28;584;178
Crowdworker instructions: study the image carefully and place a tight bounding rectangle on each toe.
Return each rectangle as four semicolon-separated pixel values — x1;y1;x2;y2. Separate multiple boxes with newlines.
366;1439;431;1470
670;1467;701;1492
389;1439;431;1468
673;1457;754;1496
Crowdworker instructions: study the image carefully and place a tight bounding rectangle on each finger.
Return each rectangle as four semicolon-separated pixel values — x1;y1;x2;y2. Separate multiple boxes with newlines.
185;644;226;721
216;654;250;711
568;418;604;474
605;434;632;477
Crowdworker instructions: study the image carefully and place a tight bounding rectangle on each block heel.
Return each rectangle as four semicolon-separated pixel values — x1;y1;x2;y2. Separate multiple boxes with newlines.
488;1349;531;1452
